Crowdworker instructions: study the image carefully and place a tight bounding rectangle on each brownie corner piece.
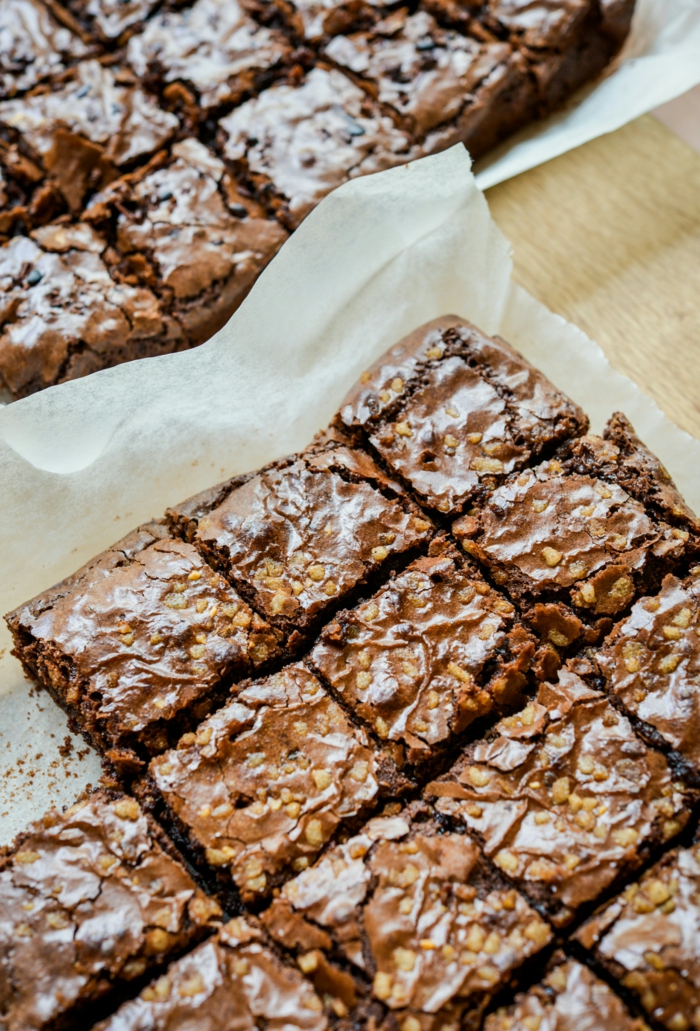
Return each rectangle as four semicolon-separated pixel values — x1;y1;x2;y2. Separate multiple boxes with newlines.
427;666;692;927
335;315;587;516
0;788;221;1030
6;521;282;773
149;661;405;904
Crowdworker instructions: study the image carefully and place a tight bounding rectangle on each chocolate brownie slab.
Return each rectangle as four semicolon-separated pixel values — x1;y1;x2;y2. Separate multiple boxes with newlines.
166;442;433;642
0;790;221;1030
0;0;89;100
86;138;288;346
0;223;185;398
149;663;405;904
217;65;418;229
263;807;552;1027
93;917;327;1031
597;570;700;774
484;955;648;1031
309;543;535;767
7;522;282;773
428;669;691;926
576;844;700;1031
335;315;587;517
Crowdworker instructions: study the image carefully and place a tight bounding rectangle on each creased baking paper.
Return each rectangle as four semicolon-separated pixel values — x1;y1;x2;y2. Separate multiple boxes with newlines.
476;0;700;189
1;144;699;845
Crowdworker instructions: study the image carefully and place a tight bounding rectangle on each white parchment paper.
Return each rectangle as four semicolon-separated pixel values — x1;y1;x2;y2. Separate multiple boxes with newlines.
1;144;699;845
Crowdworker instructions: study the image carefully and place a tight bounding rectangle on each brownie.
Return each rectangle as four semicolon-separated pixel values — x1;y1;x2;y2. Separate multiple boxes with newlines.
6;521;282;773
427;668;691;926
57;0;161;44
263;806;553;1027
322;9;537;159
0;60;179;216
309;542;535;767
126;0;293;117
454;417;697;647
576;843;700;1031
93;916;328;1031
0;789;222;1030
484;955;648;1031
85;138;288;346
149;662;407;904
596;570;700;784
0;223;186;398
335;315;587;517
0;0;89;100
217;65;418;229
166;441;433;642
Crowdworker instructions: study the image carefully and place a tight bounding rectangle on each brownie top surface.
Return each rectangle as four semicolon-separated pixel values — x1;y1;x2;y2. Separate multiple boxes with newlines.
337;316;587;515
290;0;394;40
71;0;159;40
0;0;89;98
268;810;551;1014
127;0;291;109
310;547;533;759
150;663;383;899
0;60;178;166
578;844;700;1029
598;572;700;766
10;522;279;739
188;445;432;630
0;790;220;1028
484;0;592;49
324;10;513;136
428;669;688;921
94;917;327;1031
218;66;417;226
484;957;646;1031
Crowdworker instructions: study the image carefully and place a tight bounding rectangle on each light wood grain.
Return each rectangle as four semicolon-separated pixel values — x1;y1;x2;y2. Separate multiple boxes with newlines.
485;114;700;441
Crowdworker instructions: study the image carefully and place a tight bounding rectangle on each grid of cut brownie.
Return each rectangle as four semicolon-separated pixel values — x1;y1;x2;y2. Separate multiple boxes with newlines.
6;312;700;1031
0;0;635;398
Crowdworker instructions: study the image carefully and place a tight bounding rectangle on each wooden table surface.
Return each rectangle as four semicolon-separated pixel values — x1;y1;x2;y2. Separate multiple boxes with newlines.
485;114;700;442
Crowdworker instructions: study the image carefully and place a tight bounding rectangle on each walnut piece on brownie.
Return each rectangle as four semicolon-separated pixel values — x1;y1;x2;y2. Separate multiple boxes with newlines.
263;806;552;1027
166;441;433;643
309;542;535;767
0;790;221;1031
150;663;407;903
336;315;587;517
6;522;282;773
428;668;691;927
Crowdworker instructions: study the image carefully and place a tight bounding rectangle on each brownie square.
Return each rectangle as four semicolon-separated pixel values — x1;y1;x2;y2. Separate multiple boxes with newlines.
335;315;587;517
93;917;327;1031
263;806;552;1027
126;0;293;117
86;138;288;346
6;522;282;773
217;65;418;229
428;668;691;926
309;542;535;767
454;415;697;647
0;0;90;100
0;789;221;1030
0;223;186;398
484;954;647;1031
576;844;700;1031
166;442;433;642
58;0;161;44
323;9;536;159
149;663;405;903
597;570;700;774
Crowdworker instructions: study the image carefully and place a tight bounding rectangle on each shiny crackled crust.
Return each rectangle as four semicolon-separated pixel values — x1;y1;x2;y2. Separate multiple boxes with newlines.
0;790;221;1031
263;807;552;1027
335;316;588;517
149;663;407;904
428;669;691;926
167;441;433;641
7;521;282;773
576;844;700;1031
0;0;90;100
56;0;160;44
309;543;535;765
